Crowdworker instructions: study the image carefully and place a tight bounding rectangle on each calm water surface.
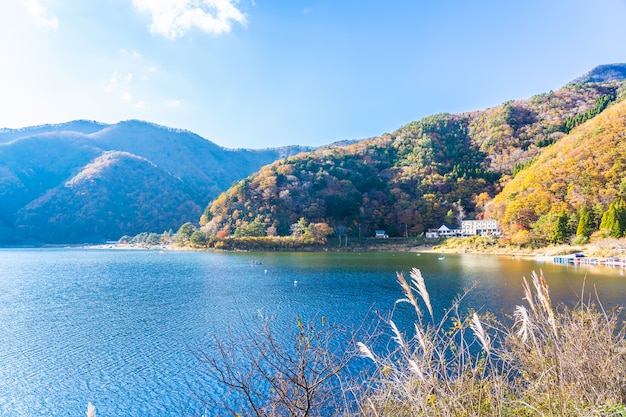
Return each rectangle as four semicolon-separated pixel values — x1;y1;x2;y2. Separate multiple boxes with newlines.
0;248;625;416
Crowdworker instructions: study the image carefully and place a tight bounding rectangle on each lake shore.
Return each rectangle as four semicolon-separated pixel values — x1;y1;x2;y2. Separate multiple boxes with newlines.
69;236;626;262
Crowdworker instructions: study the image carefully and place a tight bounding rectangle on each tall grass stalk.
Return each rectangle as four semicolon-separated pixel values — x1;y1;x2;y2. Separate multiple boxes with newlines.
86;403;96;417
357;269;626;417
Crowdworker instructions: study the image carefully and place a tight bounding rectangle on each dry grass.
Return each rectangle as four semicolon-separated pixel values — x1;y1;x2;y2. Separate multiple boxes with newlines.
355;270;626;417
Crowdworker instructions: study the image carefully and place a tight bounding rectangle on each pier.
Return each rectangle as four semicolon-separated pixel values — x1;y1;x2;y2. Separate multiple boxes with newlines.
552;254;626;267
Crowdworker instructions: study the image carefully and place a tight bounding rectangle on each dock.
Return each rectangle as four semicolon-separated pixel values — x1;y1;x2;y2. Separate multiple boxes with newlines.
552;253;626;267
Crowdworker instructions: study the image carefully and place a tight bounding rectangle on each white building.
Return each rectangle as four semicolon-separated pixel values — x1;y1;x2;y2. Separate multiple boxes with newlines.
437;224;460;237
461;219;500;236
426;224;460;238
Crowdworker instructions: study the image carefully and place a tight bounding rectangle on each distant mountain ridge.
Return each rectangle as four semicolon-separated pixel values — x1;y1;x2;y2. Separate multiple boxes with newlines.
572;63;626;84
0;120;109;144
0;120;316;243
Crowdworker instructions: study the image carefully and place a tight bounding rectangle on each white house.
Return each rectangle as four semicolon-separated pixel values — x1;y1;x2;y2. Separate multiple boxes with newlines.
426;224;461;238
461;219;500;236
438;224;460;237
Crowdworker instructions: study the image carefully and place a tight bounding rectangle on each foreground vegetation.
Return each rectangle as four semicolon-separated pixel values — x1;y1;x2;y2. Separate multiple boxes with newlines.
196;269;626;416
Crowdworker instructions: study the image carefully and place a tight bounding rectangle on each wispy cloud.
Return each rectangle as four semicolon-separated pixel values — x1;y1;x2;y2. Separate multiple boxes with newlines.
130;0;246;40
20;0;58;30
105;71;134;93
163;99;182;107
120;49;143;59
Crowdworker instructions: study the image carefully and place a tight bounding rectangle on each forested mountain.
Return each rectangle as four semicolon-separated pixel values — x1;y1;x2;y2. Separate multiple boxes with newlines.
492;98;626;244
202;65;626;242
0;120;314;243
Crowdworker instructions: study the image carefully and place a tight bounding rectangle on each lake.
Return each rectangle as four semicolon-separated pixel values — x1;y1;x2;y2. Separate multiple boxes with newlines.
0;248;624;416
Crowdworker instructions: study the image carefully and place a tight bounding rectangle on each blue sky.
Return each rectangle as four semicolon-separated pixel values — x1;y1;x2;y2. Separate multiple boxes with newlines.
1;0;626;149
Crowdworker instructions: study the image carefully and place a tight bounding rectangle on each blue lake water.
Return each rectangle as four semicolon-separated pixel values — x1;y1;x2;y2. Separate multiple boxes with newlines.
0;248;625;416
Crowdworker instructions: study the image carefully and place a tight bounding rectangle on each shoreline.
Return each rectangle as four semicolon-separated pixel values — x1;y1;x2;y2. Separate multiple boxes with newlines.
90;239;625;258
6;238;626;262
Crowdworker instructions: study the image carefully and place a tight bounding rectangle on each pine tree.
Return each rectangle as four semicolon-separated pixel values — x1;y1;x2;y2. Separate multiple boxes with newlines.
553;213;568;244
576;206;593;238
600;199;626;238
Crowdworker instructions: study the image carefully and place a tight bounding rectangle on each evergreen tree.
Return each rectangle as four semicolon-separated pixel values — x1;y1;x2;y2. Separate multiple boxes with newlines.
600;199;626;238
576;206;593;238
552;213;568;244
290;218;308;239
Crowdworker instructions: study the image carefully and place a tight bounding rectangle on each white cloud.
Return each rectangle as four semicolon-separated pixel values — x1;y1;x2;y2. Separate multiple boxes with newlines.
130;0;246;40
20;0;58;30
120;49;143;59
105;71;134;92
121;92;133;102
163;99;182;107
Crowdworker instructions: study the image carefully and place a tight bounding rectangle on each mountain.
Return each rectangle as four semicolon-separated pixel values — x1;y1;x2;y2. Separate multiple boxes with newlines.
0;120;314;244
572;63;626;84
202;65;626;241
492;98;626;243
15;151;201;242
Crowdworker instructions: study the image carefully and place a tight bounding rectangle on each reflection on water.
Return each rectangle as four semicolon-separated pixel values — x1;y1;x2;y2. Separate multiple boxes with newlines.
0;249;624;416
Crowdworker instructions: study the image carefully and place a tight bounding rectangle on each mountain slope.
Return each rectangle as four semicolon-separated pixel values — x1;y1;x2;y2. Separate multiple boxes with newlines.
0;121;313;243
203;69;626;239
14;151;201;243
492;98;626;240
0;132;102;224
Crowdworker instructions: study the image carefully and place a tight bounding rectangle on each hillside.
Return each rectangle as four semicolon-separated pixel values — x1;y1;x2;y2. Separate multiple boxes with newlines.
202;65;626;241
15;151;201;243
492;98;626;244
0;121;313;244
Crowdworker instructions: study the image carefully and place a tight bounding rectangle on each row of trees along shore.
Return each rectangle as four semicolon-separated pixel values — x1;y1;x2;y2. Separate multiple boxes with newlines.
170;218;340;250
120;194;626;251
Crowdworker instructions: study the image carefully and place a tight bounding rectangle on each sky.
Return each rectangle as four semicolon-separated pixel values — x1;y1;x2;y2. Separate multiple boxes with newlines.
1;0;626;149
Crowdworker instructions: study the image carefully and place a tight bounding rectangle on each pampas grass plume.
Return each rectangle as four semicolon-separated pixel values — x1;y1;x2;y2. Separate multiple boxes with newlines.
86;403;96;417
